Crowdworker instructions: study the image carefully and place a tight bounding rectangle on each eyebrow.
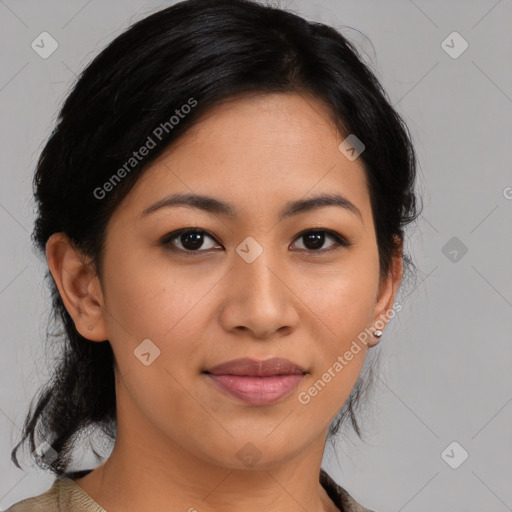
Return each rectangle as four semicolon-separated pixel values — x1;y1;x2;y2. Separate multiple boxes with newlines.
140;192;363;222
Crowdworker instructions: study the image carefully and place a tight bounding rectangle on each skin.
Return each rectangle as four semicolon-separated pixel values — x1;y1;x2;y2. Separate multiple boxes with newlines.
46;92;402;512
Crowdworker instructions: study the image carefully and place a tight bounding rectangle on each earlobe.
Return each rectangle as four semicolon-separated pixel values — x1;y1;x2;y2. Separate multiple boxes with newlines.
45;232;108;342
369;245;404;347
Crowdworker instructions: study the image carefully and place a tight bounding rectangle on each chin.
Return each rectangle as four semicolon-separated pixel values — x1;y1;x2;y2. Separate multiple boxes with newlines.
192;431;308;471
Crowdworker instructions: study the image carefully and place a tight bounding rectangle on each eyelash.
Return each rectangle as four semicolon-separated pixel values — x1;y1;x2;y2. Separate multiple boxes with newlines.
160;228;351;255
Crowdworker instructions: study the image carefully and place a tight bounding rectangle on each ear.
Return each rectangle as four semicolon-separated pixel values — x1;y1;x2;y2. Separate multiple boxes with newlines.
368;236;403;347
45;232;108;342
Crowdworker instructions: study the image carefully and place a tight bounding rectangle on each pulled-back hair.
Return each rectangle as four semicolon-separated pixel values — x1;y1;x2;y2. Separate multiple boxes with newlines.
11;0;421;476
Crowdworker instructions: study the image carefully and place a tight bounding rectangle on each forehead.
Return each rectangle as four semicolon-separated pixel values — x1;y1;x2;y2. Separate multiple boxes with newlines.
115;92;372;224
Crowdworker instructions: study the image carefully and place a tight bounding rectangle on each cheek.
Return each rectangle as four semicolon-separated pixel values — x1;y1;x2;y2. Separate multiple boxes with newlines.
101;258;212;430
291;254;378;405
100;250;213;374
103;243;209;331
295;256;379;346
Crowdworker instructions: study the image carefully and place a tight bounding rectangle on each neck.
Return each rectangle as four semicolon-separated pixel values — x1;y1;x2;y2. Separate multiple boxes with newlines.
74;428;339;512
74;375;340;512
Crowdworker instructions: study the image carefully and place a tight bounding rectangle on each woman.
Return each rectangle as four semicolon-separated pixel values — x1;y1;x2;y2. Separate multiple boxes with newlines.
7;0;421;510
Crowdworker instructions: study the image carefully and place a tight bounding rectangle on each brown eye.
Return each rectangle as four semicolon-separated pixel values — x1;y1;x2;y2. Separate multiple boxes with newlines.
291;229;350;253
162;229;221;253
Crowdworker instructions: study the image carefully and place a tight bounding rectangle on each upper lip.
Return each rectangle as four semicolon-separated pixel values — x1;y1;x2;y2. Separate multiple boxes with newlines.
204;357;306;377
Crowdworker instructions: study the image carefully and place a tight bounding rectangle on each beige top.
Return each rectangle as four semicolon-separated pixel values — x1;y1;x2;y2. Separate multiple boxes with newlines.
5;478;105;512
5;470;375;512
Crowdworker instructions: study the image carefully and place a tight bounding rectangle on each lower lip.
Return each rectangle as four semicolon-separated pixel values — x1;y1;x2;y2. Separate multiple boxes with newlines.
205;373;305;405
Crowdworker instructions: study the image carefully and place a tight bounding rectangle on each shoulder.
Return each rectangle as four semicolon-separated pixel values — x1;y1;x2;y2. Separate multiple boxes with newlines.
4;480;60;512
320;469;376;512
4;477;105;512
7;470;372;512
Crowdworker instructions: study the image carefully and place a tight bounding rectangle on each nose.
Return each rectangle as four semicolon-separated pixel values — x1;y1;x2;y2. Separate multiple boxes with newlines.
219;247;300;340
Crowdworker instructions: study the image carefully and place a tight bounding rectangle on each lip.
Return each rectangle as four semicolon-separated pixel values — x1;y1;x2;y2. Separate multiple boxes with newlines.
203;357;307;406
205;357;306;377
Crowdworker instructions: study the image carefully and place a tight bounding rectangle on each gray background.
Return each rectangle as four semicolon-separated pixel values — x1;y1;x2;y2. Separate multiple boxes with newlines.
1;1;511;511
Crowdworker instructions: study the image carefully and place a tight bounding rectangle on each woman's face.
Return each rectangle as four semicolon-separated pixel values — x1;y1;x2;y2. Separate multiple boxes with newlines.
95;92;401;469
